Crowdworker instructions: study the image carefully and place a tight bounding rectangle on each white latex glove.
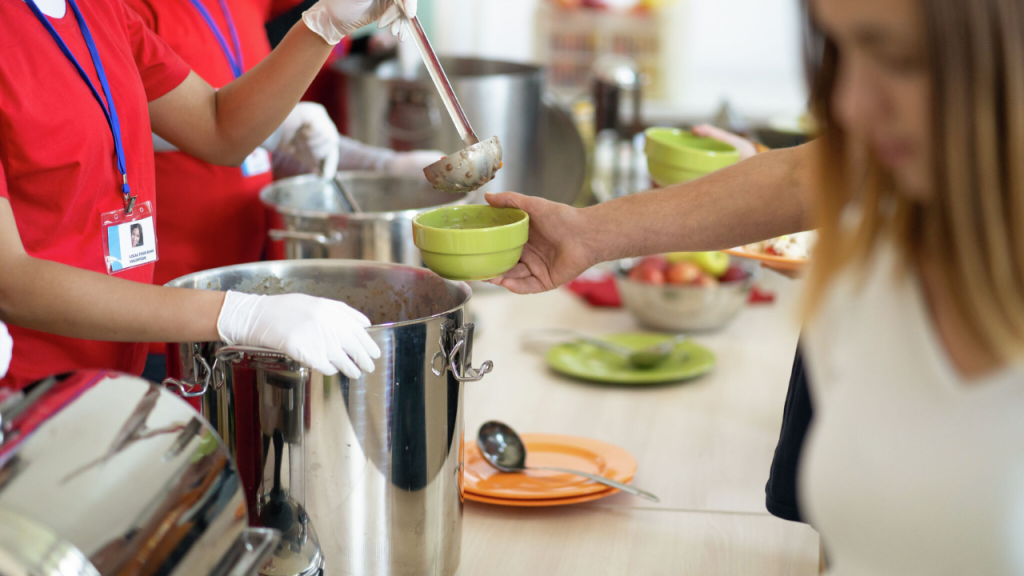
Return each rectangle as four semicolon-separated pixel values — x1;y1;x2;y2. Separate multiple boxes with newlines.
387;150;445;176
217;291;382;379
302;0;416;46
334;135;443;175
0;321;11;380
264;103;342;180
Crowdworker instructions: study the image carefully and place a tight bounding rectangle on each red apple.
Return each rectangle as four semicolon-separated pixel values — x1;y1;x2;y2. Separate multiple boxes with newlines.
719;266;748;283
666;261;702;285
632;267;665;285
695;274;719;288
635;255;669;274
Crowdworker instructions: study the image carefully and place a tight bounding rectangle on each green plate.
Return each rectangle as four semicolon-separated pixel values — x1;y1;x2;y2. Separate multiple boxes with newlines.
545;332;716;385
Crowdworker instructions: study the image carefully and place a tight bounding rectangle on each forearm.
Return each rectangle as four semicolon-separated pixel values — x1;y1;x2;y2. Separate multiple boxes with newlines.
0;255;223;343
583;141;816;263
149;23;332;166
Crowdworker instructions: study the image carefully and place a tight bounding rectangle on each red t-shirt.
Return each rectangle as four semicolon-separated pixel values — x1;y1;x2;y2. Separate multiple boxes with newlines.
124;0;302;359
125;0;302;291
0;0;190;390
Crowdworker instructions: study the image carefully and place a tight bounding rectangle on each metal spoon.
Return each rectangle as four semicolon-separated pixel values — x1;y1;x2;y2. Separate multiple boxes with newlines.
477;421;660;503
522;329;688;369
624;334;689;369
330;175;362;213
394;3;503;193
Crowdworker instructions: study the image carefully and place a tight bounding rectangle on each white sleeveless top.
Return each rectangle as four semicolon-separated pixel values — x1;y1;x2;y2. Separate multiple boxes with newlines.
801;242;1024;576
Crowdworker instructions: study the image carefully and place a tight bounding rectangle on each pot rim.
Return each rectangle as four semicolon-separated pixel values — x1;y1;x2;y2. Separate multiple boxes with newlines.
259;172;472;222
164;259;474;330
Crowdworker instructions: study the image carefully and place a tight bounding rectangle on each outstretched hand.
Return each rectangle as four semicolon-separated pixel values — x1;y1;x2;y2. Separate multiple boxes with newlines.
484;192;598;295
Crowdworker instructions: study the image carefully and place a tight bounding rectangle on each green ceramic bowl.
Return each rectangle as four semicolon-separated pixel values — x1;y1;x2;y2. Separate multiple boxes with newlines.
644;128;741;175
412;205;529;281
647;158;707;187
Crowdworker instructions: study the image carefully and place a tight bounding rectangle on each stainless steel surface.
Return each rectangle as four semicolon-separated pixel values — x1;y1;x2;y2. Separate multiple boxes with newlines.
521;329;687;369
391;1;503;193
331;176;363;213
0;371;277;576
476;421;660;502
422;136;503;194
402;14;477;146
537;95;588;206
593;55;642;137
262;172;469;265
166;260;491;576
614;263;758;332
336;57;541;196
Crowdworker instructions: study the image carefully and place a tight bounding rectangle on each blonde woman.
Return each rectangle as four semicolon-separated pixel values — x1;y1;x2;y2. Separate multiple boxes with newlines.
487;0;1024;571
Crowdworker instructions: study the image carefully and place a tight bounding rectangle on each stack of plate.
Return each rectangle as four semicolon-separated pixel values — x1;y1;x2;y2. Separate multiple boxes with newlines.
463;434;639;507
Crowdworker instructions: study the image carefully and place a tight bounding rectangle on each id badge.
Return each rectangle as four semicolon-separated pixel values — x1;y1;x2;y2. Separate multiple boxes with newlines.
241;147;272;177
100;201;158;275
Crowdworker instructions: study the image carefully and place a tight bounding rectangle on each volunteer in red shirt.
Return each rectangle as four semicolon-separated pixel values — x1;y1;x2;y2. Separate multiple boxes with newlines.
123;0;440;382
0;0;418;389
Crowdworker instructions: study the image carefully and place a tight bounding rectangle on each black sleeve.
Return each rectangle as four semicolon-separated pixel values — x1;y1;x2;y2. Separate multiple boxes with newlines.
765;345;814;523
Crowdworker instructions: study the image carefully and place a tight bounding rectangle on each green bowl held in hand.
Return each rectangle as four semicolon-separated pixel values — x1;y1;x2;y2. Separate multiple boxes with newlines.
413;205;529;281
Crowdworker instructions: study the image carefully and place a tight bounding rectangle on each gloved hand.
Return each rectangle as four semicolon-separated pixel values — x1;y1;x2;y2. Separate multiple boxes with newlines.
264;103;342;180
387;149;445;176
217;291;382;379
302;0;416;46
333;135;443;175
0;321;11;380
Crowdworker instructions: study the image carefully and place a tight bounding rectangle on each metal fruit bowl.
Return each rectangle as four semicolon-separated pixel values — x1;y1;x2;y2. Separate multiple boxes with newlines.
615;261;758;332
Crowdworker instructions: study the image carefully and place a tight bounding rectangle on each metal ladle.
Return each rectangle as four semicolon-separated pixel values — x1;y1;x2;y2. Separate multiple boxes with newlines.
477;421;660;502
394;2;503;193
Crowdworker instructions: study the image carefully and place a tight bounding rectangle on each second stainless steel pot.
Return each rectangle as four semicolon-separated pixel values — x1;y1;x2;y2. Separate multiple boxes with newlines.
335;57;544;197
262;172;470;264
165;260;489;576
0;370;278;576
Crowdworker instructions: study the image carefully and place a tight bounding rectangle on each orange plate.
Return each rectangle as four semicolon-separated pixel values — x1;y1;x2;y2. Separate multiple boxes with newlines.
723;247;807;272
464;433;637;500
465;487;620;507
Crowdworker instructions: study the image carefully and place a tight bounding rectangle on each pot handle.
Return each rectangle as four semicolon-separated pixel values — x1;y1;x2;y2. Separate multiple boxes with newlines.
163;351;218;398
268;229;345;246
206;527;280;576
431;322;493;382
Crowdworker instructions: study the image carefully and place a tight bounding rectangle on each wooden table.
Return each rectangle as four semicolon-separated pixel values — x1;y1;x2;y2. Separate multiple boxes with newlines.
456;272;820;575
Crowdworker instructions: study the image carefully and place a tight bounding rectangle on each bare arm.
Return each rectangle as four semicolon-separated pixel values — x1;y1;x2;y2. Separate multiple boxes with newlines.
588;141;815;262
486;140;817;294
0;198;223;342
147;23;333;167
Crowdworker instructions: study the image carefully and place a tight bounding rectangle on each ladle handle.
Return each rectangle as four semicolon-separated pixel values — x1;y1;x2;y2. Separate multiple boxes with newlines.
402;14;479;146
535;466;660;503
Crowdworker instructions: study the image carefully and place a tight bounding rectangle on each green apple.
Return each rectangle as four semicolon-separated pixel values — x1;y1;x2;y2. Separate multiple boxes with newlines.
692;251;730;277
665;252;693;264
666;251;730;276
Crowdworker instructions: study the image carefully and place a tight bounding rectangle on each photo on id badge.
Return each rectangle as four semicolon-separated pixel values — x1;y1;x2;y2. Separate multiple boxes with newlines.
107;216;157;272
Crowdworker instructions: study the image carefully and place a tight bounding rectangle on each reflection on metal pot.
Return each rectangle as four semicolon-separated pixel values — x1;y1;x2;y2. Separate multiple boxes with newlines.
0;371;278;576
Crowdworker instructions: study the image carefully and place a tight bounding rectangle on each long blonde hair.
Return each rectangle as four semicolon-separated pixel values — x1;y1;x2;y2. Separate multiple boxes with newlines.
804;0;1024;361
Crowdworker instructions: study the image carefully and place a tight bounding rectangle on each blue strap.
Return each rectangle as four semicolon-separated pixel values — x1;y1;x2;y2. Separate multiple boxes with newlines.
25;0;134;212
187;0;244;78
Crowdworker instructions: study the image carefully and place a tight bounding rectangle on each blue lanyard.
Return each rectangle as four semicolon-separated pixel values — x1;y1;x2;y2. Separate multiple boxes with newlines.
187;0;244;78
26;0;136;214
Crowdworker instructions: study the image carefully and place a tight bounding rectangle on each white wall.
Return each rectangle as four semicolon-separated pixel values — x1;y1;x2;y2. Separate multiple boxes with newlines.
428;0;807;122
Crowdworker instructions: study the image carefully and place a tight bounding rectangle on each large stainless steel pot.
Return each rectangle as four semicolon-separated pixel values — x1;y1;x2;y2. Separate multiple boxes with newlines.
164;260;489;576
0;370;278;576
335;57;589;203
263;172;470;264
